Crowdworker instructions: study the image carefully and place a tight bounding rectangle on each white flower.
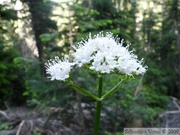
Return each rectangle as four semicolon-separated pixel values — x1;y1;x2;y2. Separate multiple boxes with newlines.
72;32;147;75
45;56;74;81
45;32;147;81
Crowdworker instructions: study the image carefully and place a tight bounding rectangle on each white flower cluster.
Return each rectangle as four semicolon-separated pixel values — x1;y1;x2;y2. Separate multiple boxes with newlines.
73;32;147;75
45;32;147;81
45;56;74;81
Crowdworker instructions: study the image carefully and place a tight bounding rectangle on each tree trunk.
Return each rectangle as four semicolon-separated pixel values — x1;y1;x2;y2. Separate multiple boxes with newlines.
28;0;45;76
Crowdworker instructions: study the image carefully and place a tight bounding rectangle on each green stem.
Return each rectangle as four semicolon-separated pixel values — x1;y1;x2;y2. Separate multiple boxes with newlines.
100;76;127;101
93;76;103;135
68;81;100;101
101;76;127;100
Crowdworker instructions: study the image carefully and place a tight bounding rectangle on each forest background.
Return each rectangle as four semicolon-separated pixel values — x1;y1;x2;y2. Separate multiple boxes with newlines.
0;0;180;134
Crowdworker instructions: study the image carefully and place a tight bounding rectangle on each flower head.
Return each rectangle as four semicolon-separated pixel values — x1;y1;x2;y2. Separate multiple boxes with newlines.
45;32;147;81
45;56;74;81
72;32;147;75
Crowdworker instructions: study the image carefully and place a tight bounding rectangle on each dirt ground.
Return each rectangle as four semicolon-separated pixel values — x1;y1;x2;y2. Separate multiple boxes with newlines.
0;97;180;135
0;106;86;135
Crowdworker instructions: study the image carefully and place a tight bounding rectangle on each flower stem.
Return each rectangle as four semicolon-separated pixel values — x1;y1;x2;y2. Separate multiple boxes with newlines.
68;81;100;101
93;76;103;135
101;77;125;100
